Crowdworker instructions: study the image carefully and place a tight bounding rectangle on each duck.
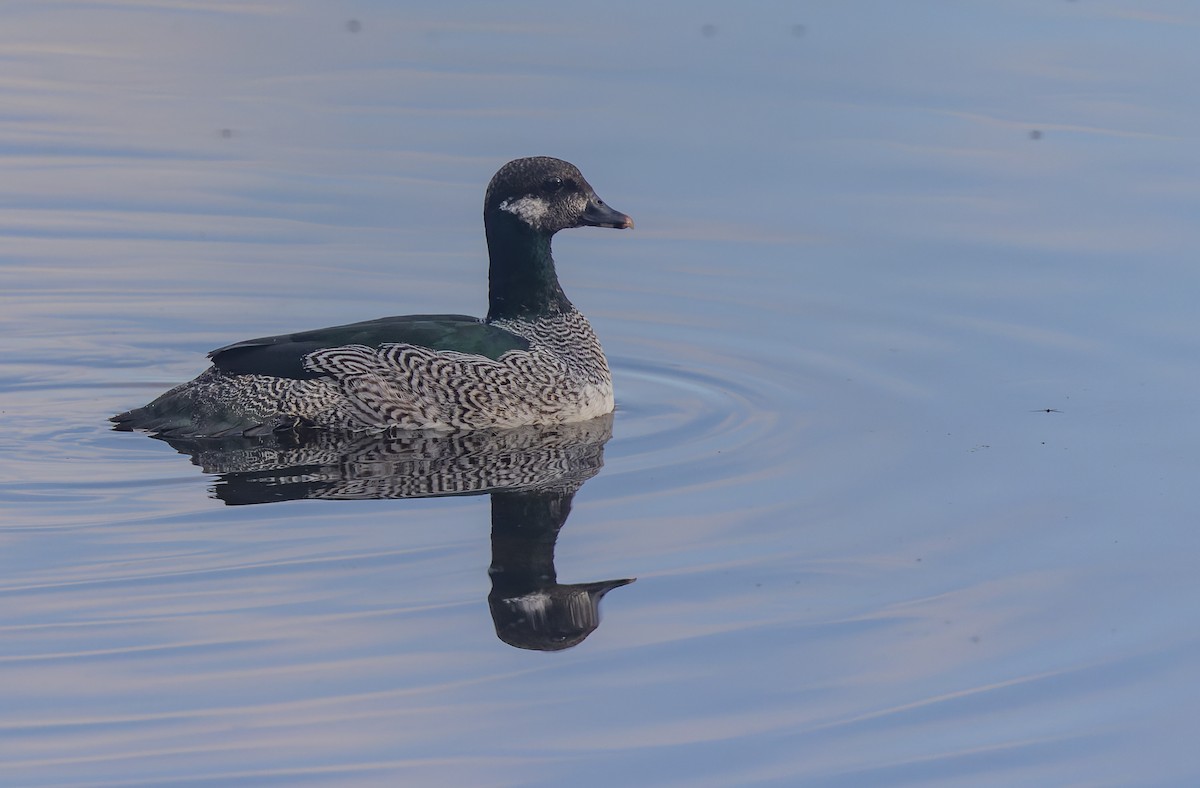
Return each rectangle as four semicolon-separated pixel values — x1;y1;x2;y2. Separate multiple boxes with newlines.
111;156;634;437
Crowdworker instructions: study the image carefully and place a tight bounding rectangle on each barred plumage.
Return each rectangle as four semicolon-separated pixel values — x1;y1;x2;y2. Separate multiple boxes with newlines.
112;157;634;438
301;310;614;431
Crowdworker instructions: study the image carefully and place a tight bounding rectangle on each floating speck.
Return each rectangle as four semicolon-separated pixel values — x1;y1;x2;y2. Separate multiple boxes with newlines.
346;19;362;33
219;128;233;139
791;24;806;38
700;23;717;38
1029;129;1042;140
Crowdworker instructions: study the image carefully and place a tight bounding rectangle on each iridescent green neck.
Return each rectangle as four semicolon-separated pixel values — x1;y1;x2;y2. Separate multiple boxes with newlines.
485;220;572;321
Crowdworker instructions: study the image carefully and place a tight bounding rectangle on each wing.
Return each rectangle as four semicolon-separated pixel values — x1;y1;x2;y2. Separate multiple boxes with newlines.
208;314;530;380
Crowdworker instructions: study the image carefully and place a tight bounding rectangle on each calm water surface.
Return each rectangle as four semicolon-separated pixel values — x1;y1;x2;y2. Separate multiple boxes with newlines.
3;2;1200;785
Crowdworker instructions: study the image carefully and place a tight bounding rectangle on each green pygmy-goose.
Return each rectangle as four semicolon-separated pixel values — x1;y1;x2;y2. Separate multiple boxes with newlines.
112;157;634;437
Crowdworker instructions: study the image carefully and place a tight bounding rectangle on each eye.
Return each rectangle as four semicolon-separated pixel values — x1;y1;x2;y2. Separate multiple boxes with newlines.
541;176;565;194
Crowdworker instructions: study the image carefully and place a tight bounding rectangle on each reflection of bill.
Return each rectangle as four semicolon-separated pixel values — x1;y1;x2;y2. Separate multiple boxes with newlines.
143;414;634;651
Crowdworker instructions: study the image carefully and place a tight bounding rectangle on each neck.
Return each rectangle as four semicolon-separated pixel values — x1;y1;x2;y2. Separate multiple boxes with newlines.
488;490;575;592
485;219;572;321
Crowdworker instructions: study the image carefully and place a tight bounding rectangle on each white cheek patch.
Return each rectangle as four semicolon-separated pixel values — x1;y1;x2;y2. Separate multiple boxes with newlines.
499;196;550;227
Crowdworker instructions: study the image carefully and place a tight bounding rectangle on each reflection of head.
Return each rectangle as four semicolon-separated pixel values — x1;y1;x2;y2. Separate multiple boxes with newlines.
491;579;634;651
488;489;633;652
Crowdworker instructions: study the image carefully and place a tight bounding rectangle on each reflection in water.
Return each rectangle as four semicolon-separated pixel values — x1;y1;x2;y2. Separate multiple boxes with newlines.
489;490;633;651
141;414;633;651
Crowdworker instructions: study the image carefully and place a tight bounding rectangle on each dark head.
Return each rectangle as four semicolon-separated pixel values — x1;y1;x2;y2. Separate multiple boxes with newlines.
489;578;635;651
483;157;633;320
484;156;634;236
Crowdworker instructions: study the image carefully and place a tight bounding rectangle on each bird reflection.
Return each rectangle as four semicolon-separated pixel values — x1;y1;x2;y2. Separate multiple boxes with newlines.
140;414;632;651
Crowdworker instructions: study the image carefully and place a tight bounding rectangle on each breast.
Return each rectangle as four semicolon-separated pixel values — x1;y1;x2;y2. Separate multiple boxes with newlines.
492;309;611;388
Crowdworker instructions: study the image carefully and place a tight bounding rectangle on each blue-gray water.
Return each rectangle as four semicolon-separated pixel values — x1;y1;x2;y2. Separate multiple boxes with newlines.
3;2;1200;785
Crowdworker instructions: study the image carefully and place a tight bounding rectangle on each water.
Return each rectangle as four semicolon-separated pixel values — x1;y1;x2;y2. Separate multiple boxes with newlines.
3;1;1200;785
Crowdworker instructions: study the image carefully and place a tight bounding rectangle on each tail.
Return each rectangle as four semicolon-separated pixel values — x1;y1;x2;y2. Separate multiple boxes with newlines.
109;402;204;437
110;374;277;438
109;407;147;432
